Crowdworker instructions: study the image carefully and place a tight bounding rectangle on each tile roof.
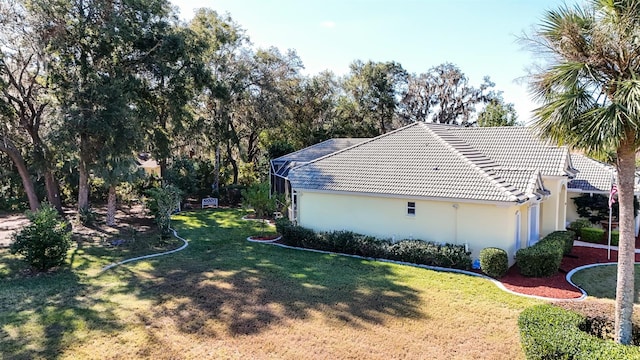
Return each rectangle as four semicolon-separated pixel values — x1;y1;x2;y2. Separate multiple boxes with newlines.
271;138;369;178
568;154;616;192
436;124;576;177
288;123;551;203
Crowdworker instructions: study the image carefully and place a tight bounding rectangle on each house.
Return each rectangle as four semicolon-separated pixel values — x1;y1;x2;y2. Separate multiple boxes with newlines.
270;138;369;218
567;153;640;234
136;153;161;177
282;122;578;265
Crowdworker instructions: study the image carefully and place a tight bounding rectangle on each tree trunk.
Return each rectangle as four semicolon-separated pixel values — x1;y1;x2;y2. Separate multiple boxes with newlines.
226;141;239;184
106;185;116;226
44;169;63;213
614;136;636;344
0;136;40;211
78;155;90;211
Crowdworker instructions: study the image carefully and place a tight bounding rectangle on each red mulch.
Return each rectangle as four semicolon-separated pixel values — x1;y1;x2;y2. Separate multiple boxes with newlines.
501;246;640;299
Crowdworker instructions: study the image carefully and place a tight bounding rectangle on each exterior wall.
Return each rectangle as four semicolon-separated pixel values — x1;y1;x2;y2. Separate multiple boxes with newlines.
141;165;161;177
296;191;522;265
517;203;530;251
540;177;568;236
566;191;582;225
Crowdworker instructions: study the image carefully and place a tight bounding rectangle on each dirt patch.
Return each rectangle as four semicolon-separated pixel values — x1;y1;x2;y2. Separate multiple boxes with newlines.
0;204;156;248
0;213;30;248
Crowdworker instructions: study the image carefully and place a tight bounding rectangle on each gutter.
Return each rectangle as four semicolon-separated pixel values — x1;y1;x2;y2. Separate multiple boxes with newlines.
292;187;523;207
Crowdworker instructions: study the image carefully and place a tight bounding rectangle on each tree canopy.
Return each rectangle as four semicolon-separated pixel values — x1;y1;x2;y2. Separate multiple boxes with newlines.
526;0;640;344
0;0;518;218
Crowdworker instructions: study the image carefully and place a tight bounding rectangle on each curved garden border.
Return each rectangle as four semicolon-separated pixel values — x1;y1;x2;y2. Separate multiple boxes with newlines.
100;227;188;272
247;235;282;243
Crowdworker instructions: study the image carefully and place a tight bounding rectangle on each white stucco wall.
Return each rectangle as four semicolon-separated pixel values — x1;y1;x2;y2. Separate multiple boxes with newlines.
540;177;568;236
296;191;523;265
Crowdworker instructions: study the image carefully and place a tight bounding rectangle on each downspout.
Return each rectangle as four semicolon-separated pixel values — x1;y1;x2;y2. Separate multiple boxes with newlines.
452;203;460;247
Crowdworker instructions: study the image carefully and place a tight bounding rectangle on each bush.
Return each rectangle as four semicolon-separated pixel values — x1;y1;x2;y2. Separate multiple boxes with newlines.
10;204;72;271
241;183;278;219
581;227;605;243
518;304;640;360
387;240;472;270
77;206;97;226
611;230;619;246
555;301;640;345
352;235;389;258
218;185;246;207
146;184;182;237
569;218;593;238
540;230;575;255
274;220;471;270
515;240;563;277
479;247;509;278
275;219;316;248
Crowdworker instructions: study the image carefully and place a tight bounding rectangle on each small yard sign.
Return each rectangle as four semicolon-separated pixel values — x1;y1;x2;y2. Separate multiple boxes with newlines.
201;197;218;208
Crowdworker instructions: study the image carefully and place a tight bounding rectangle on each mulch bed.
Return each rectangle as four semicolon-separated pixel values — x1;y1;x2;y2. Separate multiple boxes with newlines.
500;246;640;299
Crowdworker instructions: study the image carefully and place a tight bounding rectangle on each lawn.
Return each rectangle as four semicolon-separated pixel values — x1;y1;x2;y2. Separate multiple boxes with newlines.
571;264;640;303
0;209;541;359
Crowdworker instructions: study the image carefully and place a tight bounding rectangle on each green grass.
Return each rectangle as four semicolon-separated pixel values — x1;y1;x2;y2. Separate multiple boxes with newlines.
571;264;640;302
0;209;542;359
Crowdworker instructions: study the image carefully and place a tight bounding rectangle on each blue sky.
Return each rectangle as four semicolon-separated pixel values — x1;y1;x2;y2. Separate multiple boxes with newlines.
172;0;569;124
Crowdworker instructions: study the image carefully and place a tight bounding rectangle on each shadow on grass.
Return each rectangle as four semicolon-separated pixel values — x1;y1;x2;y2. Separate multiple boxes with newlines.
114;208;425;337
0;268;124;359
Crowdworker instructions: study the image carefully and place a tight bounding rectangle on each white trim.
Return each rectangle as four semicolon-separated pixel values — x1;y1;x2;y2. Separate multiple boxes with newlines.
568;188;640;196
292;188;526;207
515;210;522;252
527;203;540;246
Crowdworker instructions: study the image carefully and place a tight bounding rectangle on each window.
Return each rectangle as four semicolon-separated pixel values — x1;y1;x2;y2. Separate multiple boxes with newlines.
407;202;416;216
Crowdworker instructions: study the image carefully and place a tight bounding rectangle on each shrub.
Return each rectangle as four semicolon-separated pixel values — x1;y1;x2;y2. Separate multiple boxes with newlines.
275;219;316;248
515;240;563;277
518;304;640;360
10;204;72;271
146;184;182;237
610;230;619;246
555;301;640;345
569;218;592;238
218;185;246;207
387;240;472;270
77;206;97;226
581;227;605;243
540;230;575;255
274;220;470;270
241;183;279;219
479;247;509;278
352;235;389;258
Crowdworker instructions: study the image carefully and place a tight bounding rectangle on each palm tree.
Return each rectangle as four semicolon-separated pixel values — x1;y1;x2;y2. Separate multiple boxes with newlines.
527;0;640;344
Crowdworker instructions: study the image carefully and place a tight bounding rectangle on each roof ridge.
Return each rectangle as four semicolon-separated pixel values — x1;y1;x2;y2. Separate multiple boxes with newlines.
423;123;527;202
288;122;421;172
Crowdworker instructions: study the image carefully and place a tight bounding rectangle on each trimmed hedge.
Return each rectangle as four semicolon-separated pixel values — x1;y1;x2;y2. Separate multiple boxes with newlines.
386;240;472;269
581;227;605;243
611;230;619;246
568;218;592;238
275;219;472;270
539;230;575;255
518;304;640;360
515;239;563;277
479;247;508;278
275;218;315;248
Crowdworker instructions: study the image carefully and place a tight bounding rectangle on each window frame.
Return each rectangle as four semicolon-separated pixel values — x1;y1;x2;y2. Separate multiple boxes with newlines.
407;201;416;216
